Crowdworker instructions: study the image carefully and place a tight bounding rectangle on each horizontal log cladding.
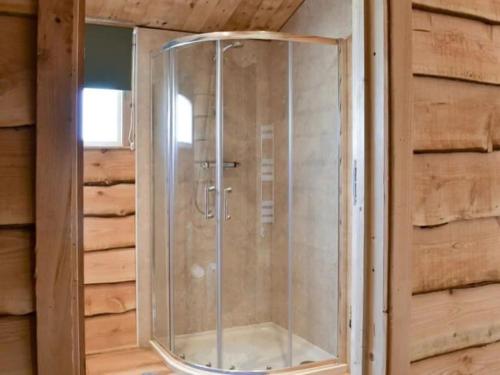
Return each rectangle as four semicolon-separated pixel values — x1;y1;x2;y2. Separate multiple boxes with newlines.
84;149;135;185
84;215;135;251
85;310;137;354
0;126;35;225
413;152;500;226
0;15;35;127
411;284;500;361
84;248;136;285
0;315;36;373
413;10;500;84
413;218;500;293
85;282;136;316
0;229;34;315
84;184;135;217
413;0;500;24
411;340;500;375
413;77;500;152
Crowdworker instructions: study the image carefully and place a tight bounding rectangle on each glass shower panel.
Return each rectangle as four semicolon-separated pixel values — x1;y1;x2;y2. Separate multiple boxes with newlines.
170;42;218;366
290;42;340;365
152;51;170;349
221;39;290;371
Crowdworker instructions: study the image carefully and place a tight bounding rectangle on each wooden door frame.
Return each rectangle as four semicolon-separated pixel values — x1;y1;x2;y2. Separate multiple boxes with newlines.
36;0;85;374
33;0;412;373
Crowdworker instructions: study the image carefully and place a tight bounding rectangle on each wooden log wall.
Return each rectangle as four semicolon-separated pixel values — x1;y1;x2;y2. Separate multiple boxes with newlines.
83;149;137;355
0;6;37;374
411;1;500;372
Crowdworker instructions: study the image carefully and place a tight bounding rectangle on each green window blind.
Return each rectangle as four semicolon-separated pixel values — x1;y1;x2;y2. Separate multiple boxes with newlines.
84;24;133;90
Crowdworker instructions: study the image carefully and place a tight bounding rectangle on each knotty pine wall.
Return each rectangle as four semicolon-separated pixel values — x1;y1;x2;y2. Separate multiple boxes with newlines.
410;1;500;373
83;149;137;355
0;8;37;375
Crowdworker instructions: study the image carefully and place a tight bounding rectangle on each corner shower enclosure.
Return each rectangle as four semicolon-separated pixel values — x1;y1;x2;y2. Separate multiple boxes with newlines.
151;31;345;373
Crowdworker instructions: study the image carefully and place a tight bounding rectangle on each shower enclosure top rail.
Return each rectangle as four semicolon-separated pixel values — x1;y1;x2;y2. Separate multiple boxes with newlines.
162;31;338;50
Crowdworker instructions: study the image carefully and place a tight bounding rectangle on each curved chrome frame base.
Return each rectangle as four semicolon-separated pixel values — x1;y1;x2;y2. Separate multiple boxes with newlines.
150;340;347;375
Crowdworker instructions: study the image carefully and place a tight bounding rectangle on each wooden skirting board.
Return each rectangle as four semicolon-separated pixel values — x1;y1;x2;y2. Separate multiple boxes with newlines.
86;347;171;375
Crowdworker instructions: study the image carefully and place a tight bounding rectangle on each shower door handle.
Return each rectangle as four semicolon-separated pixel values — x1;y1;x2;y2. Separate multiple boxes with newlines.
205;185;215;220
224;187;232;221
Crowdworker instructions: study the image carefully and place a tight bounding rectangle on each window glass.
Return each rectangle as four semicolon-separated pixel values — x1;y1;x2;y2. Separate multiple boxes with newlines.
82;88;123;146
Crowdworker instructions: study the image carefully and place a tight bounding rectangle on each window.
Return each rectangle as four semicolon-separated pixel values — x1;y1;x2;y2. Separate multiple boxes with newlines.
82;88;125;147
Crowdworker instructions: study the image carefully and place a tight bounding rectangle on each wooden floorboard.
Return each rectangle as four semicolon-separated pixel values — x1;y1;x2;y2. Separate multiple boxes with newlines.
86;347;171;375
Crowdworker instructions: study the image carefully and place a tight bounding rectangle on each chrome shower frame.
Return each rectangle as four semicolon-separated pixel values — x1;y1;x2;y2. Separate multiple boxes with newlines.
152;31;350;375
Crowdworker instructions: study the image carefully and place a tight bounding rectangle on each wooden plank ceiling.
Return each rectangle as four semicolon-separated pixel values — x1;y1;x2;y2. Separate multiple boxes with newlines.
86;0;305;32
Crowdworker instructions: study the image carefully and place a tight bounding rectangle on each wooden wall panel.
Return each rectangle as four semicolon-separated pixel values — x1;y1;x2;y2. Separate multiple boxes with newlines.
86;348;168;375
411;284;500;361
413;152;500;226
0;1;36;16
84;149;135;185
413;0;500;23
413;218;500;293
85;310;137;354
85;282;136;316
411;341;500;375
84;215;135;251
0;229;34;315
0;127;35;225
84;248;136;285
85;0;304;32
413;77;500;152
0;315;36;374
413;10;500;85
84;184;135;216
0;15;36;127
410;3;500;371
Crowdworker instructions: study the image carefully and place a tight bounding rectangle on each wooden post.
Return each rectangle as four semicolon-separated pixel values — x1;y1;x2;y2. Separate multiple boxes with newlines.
36;0;85;373
387;0;413;373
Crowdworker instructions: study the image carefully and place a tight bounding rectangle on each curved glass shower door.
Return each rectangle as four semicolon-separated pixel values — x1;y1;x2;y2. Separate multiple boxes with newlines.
152;32;341;374
170;42;219;366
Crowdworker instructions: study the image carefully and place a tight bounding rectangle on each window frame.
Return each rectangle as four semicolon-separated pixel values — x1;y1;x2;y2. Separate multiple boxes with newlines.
82;88;133;149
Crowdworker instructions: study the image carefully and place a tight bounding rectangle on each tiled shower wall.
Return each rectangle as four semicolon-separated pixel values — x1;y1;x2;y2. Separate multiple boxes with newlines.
271;0;352;355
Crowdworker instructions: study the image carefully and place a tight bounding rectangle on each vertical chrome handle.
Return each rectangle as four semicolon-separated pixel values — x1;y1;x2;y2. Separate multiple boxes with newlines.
205;185;215;219
224;187;232;221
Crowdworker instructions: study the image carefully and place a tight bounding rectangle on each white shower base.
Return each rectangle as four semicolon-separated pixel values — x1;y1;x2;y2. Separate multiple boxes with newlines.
173;322;333;371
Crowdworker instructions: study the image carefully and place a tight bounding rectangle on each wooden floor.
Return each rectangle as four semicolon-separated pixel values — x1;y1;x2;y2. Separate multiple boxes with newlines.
86;347;172;375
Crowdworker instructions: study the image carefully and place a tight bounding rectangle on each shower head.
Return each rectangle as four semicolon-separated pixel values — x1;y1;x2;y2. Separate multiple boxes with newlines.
212;42;244;61
223;41;243;53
